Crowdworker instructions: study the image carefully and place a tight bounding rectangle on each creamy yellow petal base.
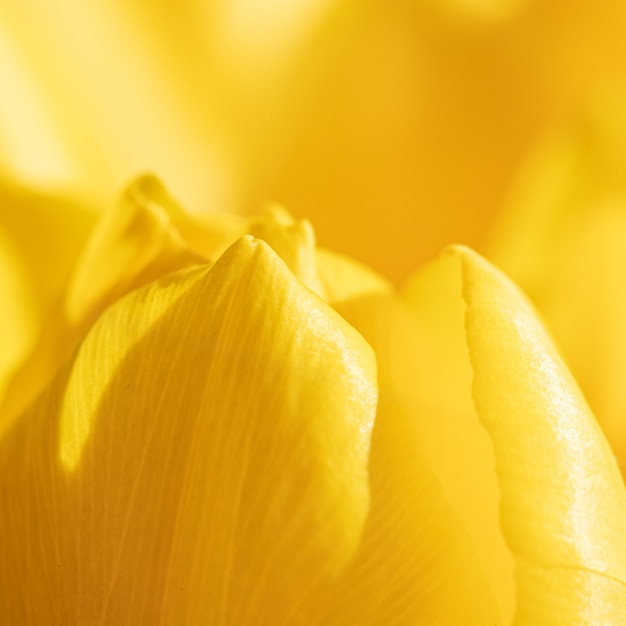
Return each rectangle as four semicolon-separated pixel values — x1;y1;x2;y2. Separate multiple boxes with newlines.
456;245;626;624
0;236;378;625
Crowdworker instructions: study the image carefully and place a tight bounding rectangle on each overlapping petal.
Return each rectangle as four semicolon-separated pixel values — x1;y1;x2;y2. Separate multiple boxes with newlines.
211;201;502;623
0;235;378;624
332;240;626;622
456;245;626;623
328;255;515;622
3;0;626;622
321;376;500;625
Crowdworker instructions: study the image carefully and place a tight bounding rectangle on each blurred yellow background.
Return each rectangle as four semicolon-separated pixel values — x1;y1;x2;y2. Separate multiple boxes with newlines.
2;0;626;281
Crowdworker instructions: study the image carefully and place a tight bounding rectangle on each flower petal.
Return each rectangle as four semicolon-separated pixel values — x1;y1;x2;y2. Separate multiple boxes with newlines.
524;207;626;474
130;175;247;262
322;377;500;625
0;221;35;400
0;182;95;311
488;88;626;475
333;261;515;621
403;253;517;621
247;208;394;304
0;183;95;412
0;176;202;428
64;175;205;324
0;235;378;624
316;247;394;304
456;245;626;623
248;205;325;296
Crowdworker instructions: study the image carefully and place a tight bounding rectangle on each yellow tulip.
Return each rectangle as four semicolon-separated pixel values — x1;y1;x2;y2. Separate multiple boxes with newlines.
4;1;626;623
2;177;626;623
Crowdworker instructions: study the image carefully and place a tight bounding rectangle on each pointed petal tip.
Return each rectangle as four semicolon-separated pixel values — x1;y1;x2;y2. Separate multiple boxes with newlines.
218;233;265;264
443;243;482;262
3;220;380;623
458;242;626;623
437;244;487;277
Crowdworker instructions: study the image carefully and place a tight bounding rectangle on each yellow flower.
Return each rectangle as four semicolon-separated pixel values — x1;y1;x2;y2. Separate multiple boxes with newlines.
2;177;626;623
4;1;626;623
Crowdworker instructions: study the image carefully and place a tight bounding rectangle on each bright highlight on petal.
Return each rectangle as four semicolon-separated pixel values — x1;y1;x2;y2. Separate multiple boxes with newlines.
0;235;378;624
455;245;626;624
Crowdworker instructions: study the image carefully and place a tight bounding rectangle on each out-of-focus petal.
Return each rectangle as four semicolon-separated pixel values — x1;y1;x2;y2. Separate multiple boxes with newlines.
0;223;35;399
0;181;95;313
316;247;393;304
487;84;626;288
529;207;626;473
456;245;626;623
128;175;247;262
0;236;378;624
0;176;202;432
0;182;95;406
322;376;500;625
0;1;237;212
63;176;204;325
0;24;77;186
488;86;626;473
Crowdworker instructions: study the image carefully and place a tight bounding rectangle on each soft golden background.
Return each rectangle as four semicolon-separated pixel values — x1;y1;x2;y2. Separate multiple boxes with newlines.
2;0;626;282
